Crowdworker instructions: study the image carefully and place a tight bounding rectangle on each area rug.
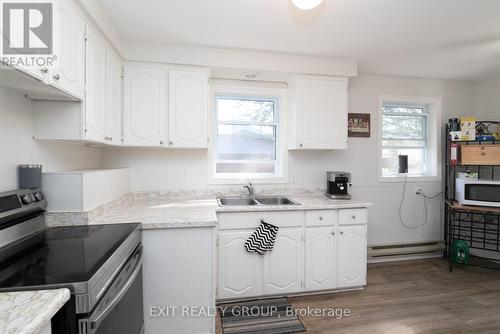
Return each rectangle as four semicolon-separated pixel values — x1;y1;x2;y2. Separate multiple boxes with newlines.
218;297;306;334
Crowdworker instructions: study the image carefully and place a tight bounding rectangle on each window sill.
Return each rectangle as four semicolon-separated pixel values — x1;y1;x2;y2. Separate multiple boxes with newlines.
378;175;442;183
207;176;288;185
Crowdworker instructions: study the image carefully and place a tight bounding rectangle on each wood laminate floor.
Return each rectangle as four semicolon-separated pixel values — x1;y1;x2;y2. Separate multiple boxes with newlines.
216;258;500;334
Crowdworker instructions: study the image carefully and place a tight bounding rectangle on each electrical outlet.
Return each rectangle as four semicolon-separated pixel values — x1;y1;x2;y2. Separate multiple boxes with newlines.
182;172;190;184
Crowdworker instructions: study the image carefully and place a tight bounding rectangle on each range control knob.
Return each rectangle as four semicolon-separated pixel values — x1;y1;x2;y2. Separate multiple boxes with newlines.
34;192;44;202
21;194;32;205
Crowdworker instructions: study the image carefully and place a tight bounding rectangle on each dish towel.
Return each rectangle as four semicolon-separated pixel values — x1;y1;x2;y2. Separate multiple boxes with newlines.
245;220;279;255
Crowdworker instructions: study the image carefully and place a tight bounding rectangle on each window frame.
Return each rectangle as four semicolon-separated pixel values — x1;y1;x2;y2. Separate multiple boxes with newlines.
207;82;288;184
377;95;442;183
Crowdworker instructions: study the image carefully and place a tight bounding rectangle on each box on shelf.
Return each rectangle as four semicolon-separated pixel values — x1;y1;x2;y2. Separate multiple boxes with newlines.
460;145;500;165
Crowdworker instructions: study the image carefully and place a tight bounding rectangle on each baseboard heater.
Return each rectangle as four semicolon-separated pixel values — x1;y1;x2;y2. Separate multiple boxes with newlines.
368;241;444;259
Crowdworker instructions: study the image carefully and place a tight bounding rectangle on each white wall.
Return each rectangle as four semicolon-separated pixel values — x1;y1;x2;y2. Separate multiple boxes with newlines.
101;74;476;245
0;87;102;192
476;77;500;120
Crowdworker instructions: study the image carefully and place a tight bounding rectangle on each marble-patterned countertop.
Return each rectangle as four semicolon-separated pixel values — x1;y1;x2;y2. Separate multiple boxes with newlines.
93;198;219;229
90;194;372;229
215;195;373;213
0;289;70;334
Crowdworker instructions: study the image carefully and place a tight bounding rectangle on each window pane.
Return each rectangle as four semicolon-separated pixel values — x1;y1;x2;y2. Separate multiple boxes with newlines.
383;106;425;114
217;98;275;123
382;115;425;140
216;162;275;174
217;124;276;160
382;148;426;176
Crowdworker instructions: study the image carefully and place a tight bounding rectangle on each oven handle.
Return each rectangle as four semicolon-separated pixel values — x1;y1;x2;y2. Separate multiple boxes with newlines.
88;246;143;334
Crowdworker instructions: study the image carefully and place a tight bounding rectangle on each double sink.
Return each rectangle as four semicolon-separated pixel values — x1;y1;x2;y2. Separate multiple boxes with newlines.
217;195;301;207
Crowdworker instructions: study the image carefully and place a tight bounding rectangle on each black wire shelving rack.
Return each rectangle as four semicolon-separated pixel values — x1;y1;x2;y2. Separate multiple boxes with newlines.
444;120;500;271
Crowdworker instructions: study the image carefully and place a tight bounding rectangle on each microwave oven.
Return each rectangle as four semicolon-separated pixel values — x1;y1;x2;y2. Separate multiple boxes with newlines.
455;178;500;207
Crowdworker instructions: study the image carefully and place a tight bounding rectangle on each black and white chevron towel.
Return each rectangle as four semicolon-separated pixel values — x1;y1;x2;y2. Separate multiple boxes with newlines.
244;220;279;255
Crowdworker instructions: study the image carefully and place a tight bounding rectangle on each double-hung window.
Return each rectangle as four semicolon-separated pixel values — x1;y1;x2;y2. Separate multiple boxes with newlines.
211;91;285;182
379;96;441;180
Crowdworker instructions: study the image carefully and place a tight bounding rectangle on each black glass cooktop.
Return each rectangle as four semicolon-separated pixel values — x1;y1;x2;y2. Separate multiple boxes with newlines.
0;223;140;289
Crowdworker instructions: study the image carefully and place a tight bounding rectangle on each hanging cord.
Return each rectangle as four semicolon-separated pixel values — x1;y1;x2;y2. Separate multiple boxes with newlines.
399;174;443;229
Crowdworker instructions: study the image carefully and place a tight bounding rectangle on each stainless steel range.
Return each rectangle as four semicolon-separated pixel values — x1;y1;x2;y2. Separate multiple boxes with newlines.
0;188;144;334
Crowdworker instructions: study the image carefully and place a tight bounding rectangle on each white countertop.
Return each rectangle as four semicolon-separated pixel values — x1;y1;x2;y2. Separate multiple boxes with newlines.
0;289;70;334
91;195;372;229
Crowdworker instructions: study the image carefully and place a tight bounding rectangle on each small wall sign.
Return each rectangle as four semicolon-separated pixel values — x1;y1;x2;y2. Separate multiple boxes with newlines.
348;113;371;138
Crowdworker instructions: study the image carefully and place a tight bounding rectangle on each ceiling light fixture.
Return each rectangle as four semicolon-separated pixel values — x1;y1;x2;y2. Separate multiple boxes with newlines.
292;0;323;10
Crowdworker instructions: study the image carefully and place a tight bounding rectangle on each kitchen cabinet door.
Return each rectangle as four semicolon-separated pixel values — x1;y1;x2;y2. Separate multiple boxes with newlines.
105;50;122;145
218;231;262;299
305;228;336;291
168;70;208;148
51;0;85;99
85;27;107;142
123;65;165;146
262;228;303;295
289;76;348;150
337;225;367;288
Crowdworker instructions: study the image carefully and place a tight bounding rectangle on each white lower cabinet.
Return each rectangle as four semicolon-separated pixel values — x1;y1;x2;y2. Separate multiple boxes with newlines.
143;227;215;334
217;208;368;300
218;231;261;299
337;225;367;288
263;228;303;295
305;227;336;291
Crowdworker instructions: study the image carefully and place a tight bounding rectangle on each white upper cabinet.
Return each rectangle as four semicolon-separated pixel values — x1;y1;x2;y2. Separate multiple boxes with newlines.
85;27;107;142
288;75;348;150
123;65;166;146
105;50;123;145
168;70;208;148
337;225;367;288
305;227;336;291
51;0;86;99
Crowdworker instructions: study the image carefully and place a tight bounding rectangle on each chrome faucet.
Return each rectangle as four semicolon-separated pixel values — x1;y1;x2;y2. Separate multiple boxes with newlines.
243;181;255;197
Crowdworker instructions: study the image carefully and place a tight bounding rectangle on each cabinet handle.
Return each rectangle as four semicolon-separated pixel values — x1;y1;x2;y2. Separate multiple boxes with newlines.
40;67;48;74
160;141;164;145
169;141;173;145
53;74;60;80
318;216;323;221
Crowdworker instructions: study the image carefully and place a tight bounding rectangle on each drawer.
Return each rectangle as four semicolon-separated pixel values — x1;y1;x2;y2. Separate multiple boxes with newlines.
305;210;337;226
339;208;367;225
218;211;303;230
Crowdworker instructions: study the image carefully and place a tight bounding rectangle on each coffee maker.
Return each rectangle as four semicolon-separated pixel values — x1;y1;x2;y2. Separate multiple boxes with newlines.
326;171;351;200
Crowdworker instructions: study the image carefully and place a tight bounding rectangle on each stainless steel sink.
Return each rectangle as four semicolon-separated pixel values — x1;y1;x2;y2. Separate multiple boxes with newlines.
254;196;300;205
218;197;259;206
217;195;300;206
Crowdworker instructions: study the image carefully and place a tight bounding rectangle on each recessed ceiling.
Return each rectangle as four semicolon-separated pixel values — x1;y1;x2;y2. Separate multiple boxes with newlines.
100;0;500;81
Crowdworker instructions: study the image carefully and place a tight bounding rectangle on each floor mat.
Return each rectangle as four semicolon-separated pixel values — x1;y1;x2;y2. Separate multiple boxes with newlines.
218;297;306;334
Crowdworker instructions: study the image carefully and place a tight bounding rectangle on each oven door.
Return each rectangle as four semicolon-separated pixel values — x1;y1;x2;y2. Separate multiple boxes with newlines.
80;245;144;334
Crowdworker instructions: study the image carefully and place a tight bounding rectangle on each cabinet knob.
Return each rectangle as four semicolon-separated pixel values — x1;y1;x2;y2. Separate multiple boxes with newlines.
331;232;335;235
318;216;323;221
40;67;48;74
53;74;60;80
352;215;356;219
160;141;164;145
299;143;303;147
340;231;344;235
109;137;113;141
169;141;173;145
